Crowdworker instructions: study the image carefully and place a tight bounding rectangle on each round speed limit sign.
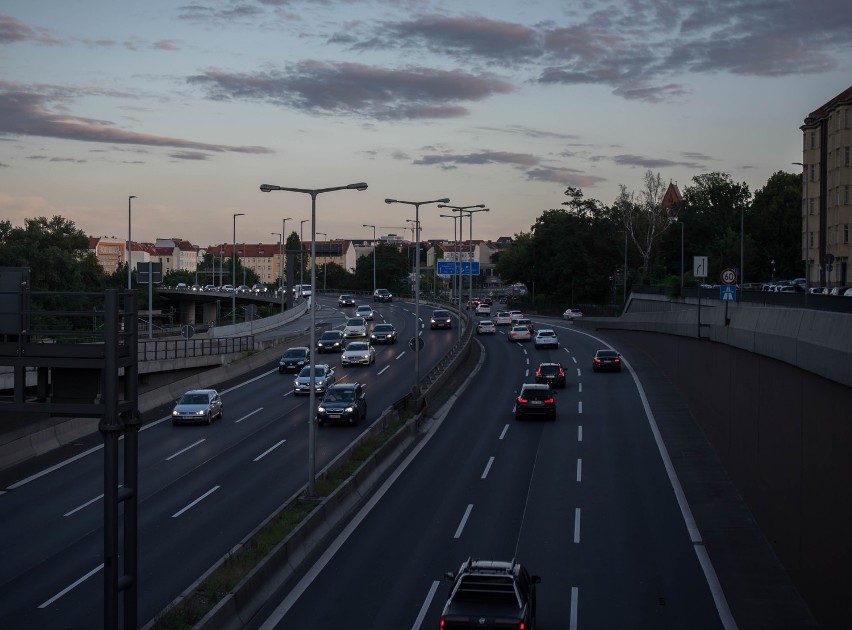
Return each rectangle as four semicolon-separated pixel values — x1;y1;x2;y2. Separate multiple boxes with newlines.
720;268;737;285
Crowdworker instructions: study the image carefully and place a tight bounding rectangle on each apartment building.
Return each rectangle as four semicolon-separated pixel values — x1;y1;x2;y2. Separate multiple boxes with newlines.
800;85;852;288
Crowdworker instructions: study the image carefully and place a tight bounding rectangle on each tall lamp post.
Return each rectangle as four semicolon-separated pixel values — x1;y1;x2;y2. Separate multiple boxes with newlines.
271;231;282;303
127;195;137;290
316;232;328;292
440;213;462;343
300;219;309;288
232;213;244;325
363;224;376;298
281;217;292;308
439;204;488;312
793;161;809;304
385;197;450;400
261;181;368;496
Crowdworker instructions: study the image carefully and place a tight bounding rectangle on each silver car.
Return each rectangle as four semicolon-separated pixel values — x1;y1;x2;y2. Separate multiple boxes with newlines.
343;317;368;338
293;364;336;395
172;389;223;425
534;329;559;349
341;341;376;366
355;305;374;320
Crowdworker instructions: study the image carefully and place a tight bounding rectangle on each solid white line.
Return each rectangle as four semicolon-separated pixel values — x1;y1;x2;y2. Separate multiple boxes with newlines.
577;425;583;441
396;351;406;359
254;440;286;462
499;424;509;440
172;485;220;518
378;365;390;375
570;586;579;630
64;492;104;517
578;400;583;414
576;458;582;483
235;407;263;423
574;508;581;543
412;581;441;630
454;504;473;539
165;439;206;461
39;563;103;608
8;443;104;490
481;457;494;479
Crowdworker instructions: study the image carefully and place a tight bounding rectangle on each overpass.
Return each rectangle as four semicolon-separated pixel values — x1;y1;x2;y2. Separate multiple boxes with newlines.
575;290;851;626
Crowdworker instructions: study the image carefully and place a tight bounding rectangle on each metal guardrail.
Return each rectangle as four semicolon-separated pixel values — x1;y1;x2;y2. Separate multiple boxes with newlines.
137;335;253;361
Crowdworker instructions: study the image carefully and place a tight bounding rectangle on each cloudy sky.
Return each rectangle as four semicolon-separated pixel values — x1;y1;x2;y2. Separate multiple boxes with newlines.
1;0;850;247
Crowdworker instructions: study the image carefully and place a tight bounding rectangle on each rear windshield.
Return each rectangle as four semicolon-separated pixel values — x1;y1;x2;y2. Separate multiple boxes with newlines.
521;388;550;400
539;365;560;374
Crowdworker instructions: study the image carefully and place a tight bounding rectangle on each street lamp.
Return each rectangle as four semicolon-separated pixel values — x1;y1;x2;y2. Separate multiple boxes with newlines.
232;213;244;325
260;181;368;496
281;217;292;307
439;204;488;315
385;197;450;400
793;161;809;303
316;232;328;292
300;219;309;287
127;195;137;290
440;213;462;343
271;231;282;305
363;224;376;298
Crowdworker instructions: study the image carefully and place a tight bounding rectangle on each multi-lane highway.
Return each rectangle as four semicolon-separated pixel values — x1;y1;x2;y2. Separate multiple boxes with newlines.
0;296;461;628
254;316;730;629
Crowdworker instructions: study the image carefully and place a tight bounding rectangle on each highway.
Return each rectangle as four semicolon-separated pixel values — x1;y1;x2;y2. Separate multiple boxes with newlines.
0;296;460;628
255;317;728;629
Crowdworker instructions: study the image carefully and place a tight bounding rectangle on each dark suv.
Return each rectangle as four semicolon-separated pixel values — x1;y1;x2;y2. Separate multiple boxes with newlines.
373;288;393;302
317;330;345;353
515;383;556;421
430;309;453;329
278;347;310;374
316;383;367;426
535;362;566;388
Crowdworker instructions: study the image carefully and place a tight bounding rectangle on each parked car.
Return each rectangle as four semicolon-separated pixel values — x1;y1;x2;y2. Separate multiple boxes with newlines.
494;311;513;326
343;317;368;338
338;294;356;307
430;309;453;329
355;305;374;320
830;286;850;296
535;362;566;388
317;330;345;353
370;323;398;344
278;346;311;373
515;383;556;421
373;288;393;302
563;308;583;320
341;341;376;366
476;319;496;335
293;364;335;395
509;325;532;342
440;558;540;630
593;349;622;372
171;389;223;425
533;329;559;349
316;383;367;426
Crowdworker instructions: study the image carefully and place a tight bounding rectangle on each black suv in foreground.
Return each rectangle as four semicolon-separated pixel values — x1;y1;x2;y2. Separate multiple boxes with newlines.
440;558;540;629
515;383;556;421
535;362;566;388
316;383;367;426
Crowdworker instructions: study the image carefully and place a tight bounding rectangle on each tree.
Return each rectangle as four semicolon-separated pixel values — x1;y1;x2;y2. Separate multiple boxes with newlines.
354;243;409;294
748;171;801;282
613;170;671;278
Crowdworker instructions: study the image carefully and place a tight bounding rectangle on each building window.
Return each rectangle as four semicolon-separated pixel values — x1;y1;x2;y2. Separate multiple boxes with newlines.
810;131;816;149
845;224;849;244
810;163;815;182
846;185;850;205
809;198;815;215
846;146;850;167
846;108;851;128
809;231;814;248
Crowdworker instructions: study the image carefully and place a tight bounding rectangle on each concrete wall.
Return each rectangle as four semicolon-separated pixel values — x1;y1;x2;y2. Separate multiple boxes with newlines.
579;296;852;628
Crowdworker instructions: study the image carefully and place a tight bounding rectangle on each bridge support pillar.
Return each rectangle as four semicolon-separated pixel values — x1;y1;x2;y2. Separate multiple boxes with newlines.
179;301;195;325
202;302;218;326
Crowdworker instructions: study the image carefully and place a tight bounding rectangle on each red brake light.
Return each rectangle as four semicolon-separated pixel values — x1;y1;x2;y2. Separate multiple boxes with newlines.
439;619;446;629
559;368;565;376
614;357;621;363
544;397;554;404
517;397;528;404
535;368;542;377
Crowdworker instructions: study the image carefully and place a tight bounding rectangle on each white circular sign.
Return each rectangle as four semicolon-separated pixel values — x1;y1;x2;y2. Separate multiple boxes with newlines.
720;268;737;284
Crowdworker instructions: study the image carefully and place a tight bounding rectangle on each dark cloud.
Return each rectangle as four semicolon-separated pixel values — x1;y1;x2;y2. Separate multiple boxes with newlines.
412;150;540;168
613;153;705;169
525;167;606;188
169;151;210;160
154;39;180;51
177;3;266;24
475;125;579;140
0;82;274;155
26;155;87;163
188;61;513;120
0;14;62;45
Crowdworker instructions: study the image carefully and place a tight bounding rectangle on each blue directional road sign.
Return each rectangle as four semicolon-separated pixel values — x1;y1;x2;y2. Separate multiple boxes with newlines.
437;260;480;275
719;285;737;301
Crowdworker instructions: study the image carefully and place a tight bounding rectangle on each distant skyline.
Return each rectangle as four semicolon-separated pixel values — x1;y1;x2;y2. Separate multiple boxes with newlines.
1;1;850;245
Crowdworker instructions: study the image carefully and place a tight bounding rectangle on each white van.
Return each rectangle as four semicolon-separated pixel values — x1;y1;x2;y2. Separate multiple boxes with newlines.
296;284;312;298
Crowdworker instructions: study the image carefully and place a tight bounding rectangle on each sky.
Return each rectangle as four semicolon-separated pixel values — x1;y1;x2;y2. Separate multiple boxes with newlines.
1;0;851;248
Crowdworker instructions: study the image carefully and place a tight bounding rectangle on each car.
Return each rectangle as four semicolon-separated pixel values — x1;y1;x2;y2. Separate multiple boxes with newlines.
844;288;852;297
338;294;356;307
171;389;223;425
476;319;496;335
373;288;393;302
278;346;311;373
509;310;524;324
293;364;335;395
236;284;251;294
563;308;584;320
440;558;540;630
341;341;376;366
475;303;492;316
203;284;217;292
295;284;312;298
830;286;850;296
252;283;268;294
316;383;367;426
190;284;202;291
220;284;234;292
515;383;555;420
534;328;559;349
175;282;188;290
808;286;826;294
370;323;398;344
515;317;535;334
355;305;374;320
430;309;452;329
509;324;532;342
535;362;566;388
494;311;513;326
343;317;368;338
316;330;345;353
593;349;622;372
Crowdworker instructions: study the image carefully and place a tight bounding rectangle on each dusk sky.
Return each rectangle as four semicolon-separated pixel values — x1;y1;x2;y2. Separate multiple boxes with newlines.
1;0;850;247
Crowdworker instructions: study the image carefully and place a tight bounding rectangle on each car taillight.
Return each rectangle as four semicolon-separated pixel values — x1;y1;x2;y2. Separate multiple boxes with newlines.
559;368;565;376
517;397;528;404
614;357;621;363
535;368;541;377
544;397;554;404
439;618;446;628
594;358;601;364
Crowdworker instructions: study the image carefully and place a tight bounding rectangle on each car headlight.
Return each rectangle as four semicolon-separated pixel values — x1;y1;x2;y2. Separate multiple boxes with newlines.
195;409;206;416
172;410;179;417
345;406;354;413
317;405;325;413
